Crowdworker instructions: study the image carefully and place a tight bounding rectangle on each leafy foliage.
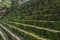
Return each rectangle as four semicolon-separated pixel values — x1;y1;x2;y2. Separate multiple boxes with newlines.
0;0;11;7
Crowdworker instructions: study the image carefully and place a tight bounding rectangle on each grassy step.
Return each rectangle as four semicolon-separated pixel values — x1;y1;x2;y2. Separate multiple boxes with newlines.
1;20;60;40
0;27;12;40
0;30;9;40
3;20;60;33
0;26;20;40
0;24;24;40
2;19;60;30
0;24;22;40
0;21;49;40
